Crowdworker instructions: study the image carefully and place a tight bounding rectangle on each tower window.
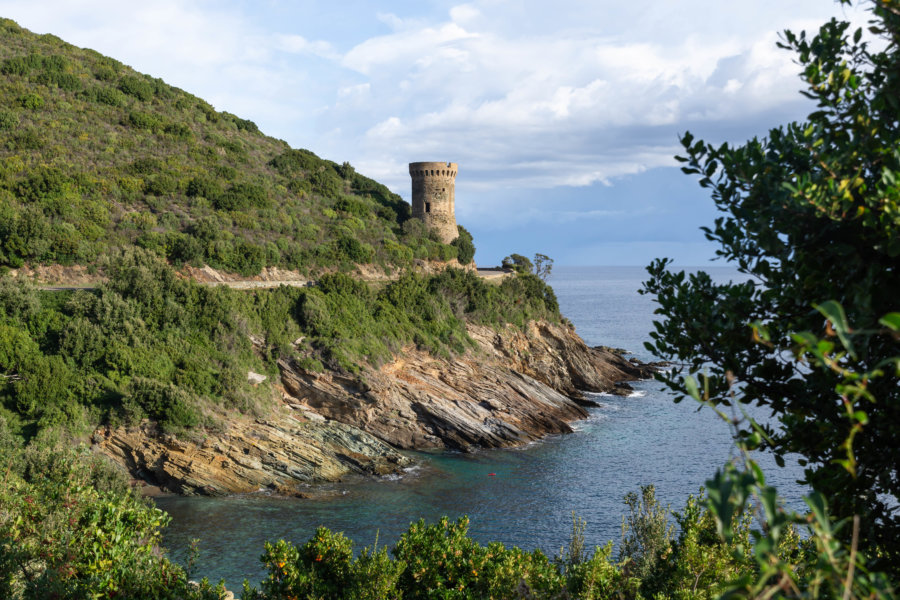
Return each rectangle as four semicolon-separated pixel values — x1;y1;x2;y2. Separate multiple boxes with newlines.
425;202;431;213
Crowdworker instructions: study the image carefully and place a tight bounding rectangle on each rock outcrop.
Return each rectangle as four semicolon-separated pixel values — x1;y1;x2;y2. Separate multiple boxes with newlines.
96;320;655;495
279;321;654;452
96;410;410;496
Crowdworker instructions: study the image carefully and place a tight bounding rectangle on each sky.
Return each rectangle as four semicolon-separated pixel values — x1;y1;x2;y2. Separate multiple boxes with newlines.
0;1;870;266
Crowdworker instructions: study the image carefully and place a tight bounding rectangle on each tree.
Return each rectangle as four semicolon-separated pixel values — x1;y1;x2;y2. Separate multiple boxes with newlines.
451;225;476;264
533;253;554;282
501;253;533;272
501;253;555;281
642;0;900;573
0;441;225;599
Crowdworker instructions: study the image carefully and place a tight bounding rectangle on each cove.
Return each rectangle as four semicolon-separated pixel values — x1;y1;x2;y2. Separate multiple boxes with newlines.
157;266;807;586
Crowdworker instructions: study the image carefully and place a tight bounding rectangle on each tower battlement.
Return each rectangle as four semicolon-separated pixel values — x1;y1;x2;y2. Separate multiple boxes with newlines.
409;161;458;244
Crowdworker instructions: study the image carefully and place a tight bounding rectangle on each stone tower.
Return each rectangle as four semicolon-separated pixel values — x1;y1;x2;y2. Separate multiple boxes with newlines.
409;161;458;243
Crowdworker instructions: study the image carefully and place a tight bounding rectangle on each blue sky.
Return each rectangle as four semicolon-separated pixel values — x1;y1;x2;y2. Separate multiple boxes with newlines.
0;1;868;266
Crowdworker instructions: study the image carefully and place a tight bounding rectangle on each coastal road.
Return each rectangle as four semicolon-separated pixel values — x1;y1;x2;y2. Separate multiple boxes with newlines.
36;268;511;292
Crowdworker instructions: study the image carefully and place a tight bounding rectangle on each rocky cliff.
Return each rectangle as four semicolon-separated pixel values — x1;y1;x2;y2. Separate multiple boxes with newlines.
96;320;655;495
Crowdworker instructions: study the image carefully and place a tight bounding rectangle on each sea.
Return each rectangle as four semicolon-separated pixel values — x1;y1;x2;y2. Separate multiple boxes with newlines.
156;266;808;586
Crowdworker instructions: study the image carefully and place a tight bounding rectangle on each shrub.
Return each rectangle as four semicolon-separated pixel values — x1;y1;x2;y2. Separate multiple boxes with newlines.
269;149;322;178
128;157;163;175
18;92;44;109
164;121;192;140
186;175;223;200
393;516;487;598
119;74;155;101
213;164;237;180
196;100;219;123
256;529;354;600
0;445;225;600
1;56;30;76
126;377;200;430
233;116;259;133
334;196;370;219
333;235;374;264
310;168;343;198
565;543;625;600
642;0;900;571
83;85;126;106
39;54;68;73
15;166;72;202
246;517;566;600
127;110;162;131
618;484;673;585
214;182;269;211
187;216;223;241
451;225;475;264
168;233;204;265
0;110;18;130
144;173;178;196
39;71;81;91
223;238;266;276
93;64;117;81
7;129;43;150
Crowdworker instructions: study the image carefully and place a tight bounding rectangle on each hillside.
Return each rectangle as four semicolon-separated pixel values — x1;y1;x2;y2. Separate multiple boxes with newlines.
0;18;472;278
0;18;647;495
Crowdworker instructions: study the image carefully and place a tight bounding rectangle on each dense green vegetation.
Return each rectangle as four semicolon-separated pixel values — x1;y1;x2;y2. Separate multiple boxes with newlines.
0;435;226;599
642;0;900;577
0;249;559;443
3;1;899;598
0;18;470;276
0;16;538;447
6;440;889;599
502;253;554;281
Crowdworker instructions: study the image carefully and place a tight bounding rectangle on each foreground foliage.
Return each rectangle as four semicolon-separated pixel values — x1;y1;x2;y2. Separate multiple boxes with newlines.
2;437;894;599
642;0;900;573
0;433;225;599
241;481;897;599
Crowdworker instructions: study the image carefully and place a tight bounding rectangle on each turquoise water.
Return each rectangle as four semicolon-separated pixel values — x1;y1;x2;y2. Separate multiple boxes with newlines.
157;266;806;586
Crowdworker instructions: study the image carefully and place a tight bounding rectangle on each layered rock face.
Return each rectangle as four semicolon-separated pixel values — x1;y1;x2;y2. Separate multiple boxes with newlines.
280;321;654;452
96;320;655;495
96;411;410;496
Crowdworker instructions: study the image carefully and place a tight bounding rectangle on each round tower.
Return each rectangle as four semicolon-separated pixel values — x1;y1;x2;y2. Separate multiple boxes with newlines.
409;161;458;244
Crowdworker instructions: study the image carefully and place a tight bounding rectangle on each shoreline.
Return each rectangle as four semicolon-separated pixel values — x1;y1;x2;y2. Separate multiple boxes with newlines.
105;320;657;498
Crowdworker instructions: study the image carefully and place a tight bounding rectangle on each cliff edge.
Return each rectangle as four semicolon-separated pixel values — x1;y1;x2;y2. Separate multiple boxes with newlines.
95;320;654;495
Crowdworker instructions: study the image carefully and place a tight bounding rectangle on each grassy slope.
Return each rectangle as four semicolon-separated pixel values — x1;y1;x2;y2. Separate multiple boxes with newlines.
0;18;464;278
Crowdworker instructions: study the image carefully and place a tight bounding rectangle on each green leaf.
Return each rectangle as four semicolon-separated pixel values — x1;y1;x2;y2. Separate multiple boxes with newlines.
879;312;900;331
749;460;766;486
814;300;856;359
683;375;700;401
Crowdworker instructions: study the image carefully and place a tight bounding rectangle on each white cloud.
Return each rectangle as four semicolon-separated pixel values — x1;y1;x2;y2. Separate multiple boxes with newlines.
450;4;481;23
274;34;338;60
0;0;873;207
320;1;870;198
342;22;478;75
376;12;406;31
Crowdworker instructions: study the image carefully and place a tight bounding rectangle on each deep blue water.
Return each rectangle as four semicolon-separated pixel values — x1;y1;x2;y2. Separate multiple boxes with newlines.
157;266;806;586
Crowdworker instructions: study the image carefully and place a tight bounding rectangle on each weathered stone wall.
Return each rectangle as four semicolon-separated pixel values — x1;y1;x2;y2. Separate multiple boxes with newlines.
409;161;458;243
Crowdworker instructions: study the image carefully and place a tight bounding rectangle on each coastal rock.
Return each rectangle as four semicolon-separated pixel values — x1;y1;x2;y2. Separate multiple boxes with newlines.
278;320;655;452
95;411;410;496
97;319;655;494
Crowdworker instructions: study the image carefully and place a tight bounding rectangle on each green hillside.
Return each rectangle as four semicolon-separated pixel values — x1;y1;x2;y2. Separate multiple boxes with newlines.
0;17;471;276
0;17;554;444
